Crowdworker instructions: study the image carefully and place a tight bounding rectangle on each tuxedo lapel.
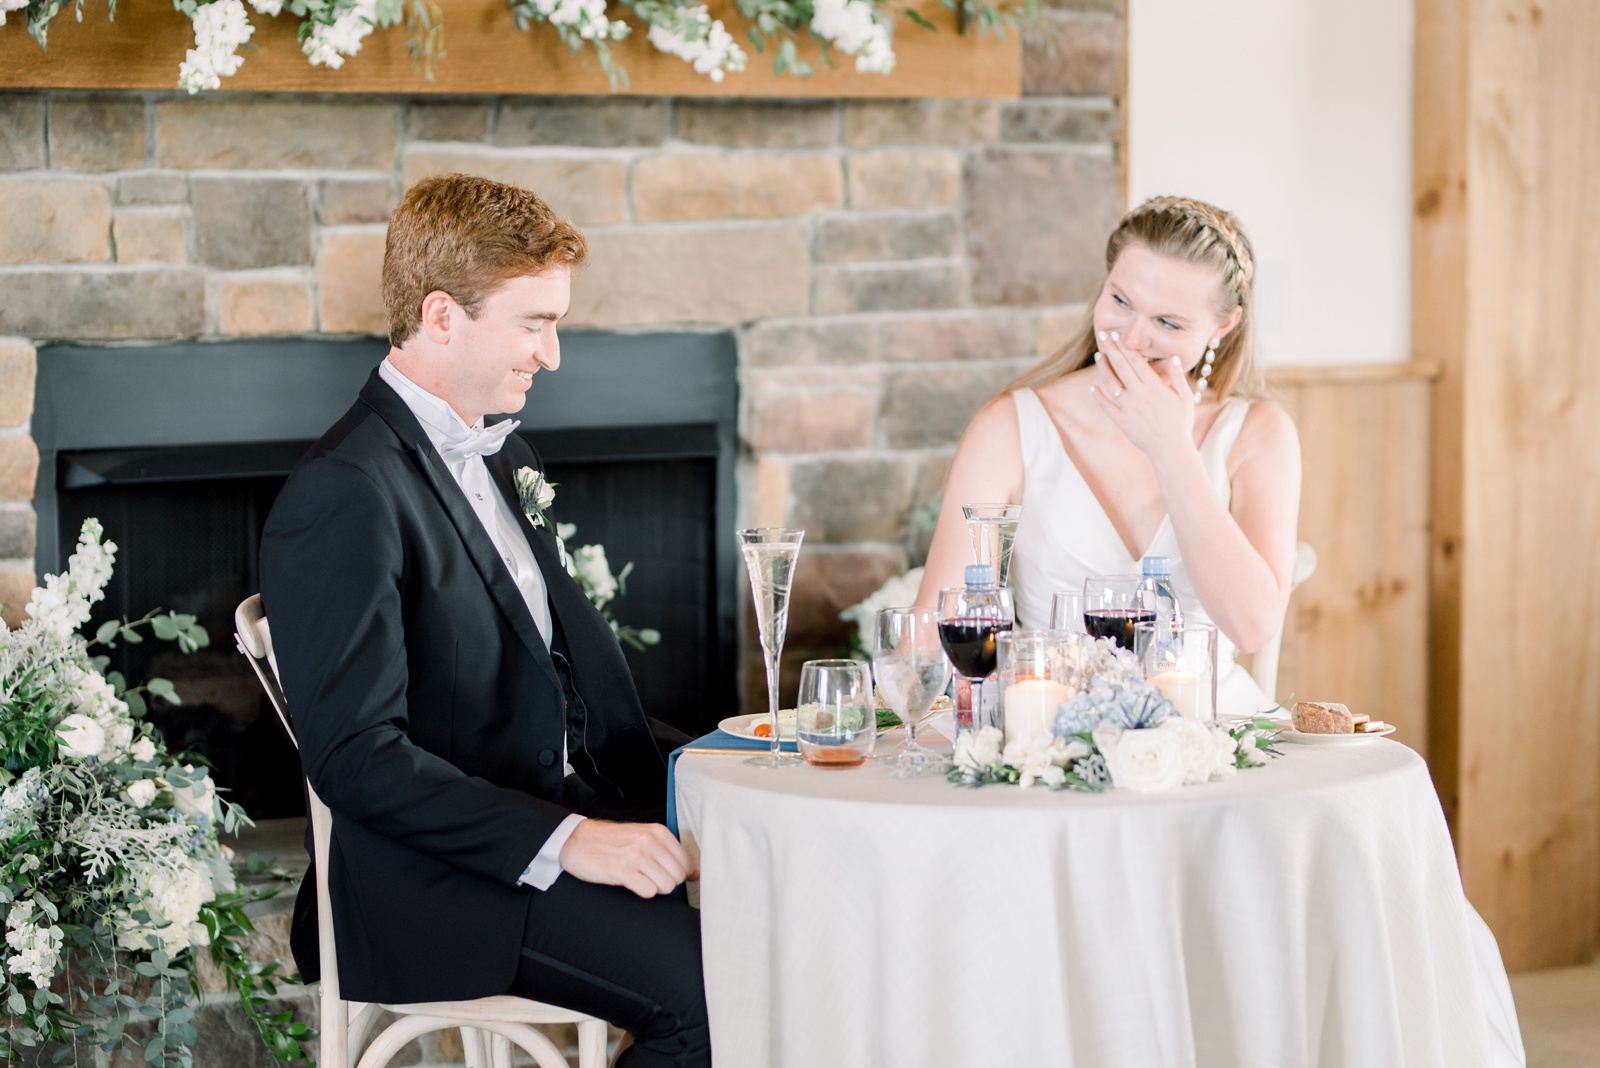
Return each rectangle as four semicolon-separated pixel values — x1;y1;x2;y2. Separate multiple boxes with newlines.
485;450;593;641
359;373;561;691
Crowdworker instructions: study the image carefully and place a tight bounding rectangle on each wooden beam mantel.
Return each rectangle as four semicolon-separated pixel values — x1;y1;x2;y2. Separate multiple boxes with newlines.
0;0;1020;97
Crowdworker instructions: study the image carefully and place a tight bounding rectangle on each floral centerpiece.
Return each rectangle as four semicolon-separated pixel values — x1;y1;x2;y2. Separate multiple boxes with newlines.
516;467;662;652
949;636;1282;793
0;519;309;1066
2;0;1041;93
838;565;924;659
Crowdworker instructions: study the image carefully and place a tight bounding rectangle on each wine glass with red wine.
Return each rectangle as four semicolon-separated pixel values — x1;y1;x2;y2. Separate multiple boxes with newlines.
937;578;1014;734
1081;574;1154;653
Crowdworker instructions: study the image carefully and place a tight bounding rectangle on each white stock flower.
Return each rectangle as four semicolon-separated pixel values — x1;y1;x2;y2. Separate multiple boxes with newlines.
303;0;378;70
169;767;218;822
0;768;48;840
953;725;1004;771
1100;726;1187;792
5;901;64;988
0;0;30;26
646;4;745;83
248;0;282;13
1159;717;1222;786
1237;730;1268;767
125;779;160;808
177;0;255;93
56;713;107;760
570;545;619;606
1001;733;1061;788
810;0;895;74
130;735;158;763
1040;764;1067;789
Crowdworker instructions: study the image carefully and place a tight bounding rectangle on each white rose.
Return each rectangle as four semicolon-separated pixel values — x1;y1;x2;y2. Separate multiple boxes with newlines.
104;717;135;759
573;545;619;603
1091;722;1124;756
1160;718;1220;786
170;767;217;821
1209;725;1240;780
1237;732;1268;767
56;714;106;759
954;726;1003;771
125;779;159;808
1101;727;1187;792
130;736;157;763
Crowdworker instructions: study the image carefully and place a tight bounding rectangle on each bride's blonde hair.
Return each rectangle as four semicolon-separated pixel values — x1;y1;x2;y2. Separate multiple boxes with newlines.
1006;196;1264;400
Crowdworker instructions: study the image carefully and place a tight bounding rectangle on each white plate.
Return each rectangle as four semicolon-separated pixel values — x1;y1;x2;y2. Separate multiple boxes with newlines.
1276;723;1396;745
718;712;795;742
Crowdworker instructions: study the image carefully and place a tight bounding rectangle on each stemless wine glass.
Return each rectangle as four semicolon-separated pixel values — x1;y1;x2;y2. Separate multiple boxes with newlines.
739;527;804;768
937;579;1014;734
1048;590;1087;633
795;659;875;767
961;503;1023;586
1081;574;1153;653
872;607;952;772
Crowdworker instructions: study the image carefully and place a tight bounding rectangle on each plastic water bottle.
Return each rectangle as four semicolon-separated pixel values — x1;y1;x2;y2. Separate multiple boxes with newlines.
1140;556;1185;627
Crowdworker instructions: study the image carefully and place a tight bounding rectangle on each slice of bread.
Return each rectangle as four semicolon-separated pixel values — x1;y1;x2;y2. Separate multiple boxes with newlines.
1290;700;1355;734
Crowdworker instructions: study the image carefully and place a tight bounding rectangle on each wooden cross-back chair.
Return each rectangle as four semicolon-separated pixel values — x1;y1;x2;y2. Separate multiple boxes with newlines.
234;594;609;1068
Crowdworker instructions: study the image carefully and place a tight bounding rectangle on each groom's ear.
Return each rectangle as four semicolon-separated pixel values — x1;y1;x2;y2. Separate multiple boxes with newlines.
419;290;457;344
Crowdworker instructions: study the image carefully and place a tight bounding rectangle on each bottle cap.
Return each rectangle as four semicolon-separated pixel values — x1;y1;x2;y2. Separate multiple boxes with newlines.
1141;556;1172;577
964;564;996;588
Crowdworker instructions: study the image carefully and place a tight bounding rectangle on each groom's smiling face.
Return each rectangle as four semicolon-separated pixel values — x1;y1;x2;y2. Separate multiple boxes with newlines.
435;266;572;423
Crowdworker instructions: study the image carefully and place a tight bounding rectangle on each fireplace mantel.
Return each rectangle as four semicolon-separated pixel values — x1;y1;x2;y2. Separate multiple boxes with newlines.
0;0;1021;97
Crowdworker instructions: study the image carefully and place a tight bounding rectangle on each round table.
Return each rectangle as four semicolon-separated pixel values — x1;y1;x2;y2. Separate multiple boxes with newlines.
673;739;1506;1068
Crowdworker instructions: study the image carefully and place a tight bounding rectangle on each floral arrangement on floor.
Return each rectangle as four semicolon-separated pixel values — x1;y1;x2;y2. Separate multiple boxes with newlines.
949;636;1283;793
515;467;662;652
2;0;1042;92
0;519;311;1066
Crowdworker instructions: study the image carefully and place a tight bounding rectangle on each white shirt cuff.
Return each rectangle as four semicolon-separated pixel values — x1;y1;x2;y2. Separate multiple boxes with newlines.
518;813;586;891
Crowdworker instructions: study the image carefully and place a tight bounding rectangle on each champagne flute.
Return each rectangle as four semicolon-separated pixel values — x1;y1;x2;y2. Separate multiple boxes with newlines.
872;607;952;772
961;503;1022;586
739;527;805;768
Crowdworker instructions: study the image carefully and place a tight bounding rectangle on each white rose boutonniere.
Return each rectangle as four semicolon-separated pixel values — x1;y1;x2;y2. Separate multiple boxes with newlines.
514;466;557;529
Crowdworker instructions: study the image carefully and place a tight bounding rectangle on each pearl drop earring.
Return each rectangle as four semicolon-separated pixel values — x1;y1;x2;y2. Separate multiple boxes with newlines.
1194;338;1218;403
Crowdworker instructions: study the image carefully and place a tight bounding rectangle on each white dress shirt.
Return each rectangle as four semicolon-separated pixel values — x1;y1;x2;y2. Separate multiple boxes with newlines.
379;359;583;890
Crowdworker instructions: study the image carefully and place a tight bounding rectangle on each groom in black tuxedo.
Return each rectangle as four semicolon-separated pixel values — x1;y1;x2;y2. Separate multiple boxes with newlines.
260;174;709;1067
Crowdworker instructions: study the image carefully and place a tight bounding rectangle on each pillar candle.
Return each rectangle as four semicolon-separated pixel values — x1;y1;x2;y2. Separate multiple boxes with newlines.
1003;678;1071;743
1148;670;1212;721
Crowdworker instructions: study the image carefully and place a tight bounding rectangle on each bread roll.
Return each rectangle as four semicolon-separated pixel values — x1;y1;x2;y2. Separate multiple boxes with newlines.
1291;700;1355;734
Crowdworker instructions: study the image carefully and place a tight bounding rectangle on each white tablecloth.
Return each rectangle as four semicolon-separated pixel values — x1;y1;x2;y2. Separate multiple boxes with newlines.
674;739;1520;1068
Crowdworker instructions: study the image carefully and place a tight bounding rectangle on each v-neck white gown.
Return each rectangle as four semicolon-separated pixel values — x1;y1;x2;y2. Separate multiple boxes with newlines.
1008;386;1276;718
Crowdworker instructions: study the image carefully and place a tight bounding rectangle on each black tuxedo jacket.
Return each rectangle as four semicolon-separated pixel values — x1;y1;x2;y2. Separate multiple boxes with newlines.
259;370;684;1004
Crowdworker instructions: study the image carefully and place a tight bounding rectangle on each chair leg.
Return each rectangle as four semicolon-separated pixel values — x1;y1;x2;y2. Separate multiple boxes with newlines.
460;1026;487;1068
577;1019;609;1068
489;1032;512;1068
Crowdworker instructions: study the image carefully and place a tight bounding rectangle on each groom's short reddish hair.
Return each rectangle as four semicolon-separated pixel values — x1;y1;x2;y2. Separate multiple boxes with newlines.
383;173;589;346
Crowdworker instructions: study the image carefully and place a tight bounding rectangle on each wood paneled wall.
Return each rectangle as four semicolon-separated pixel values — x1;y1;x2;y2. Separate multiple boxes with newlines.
1266;364;1437;754
1417;0;1600;972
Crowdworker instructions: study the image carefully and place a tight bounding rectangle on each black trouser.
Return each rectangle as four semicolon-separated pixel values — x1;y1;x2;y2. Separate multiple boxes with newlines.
511;874;710;1068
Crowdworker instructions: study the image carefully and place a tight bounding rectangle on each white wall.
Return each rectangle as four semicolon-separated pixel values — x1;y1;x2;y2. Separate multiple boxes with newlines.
1126;0;1414;365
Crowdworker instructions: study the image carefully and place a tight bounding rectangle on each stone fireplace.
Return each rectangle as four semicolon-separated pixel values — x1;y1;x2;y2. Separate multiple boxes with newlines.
0;0;1124;803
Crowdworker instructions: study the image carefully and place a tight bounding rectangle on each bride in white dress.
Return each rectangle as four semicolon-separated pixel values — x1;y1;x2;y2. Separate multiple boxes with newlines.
917;196;1299;718
916;194;1527;1065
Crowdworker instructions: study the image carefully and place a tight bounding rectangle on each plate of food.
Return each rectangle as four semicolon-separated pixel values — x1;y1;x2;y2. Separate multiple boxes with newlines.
718;710;797;742
1277;701;1394;744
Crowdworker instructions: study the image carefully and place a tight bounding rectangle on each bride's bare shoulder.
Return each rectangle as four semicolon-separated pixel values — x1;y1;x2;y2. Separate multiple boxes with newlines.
1234;399;1301;468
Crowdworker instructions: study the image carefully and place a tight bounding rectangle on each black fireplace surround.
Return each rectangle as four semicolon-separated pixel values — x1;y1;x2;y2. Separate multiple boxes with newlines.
32;334;739;817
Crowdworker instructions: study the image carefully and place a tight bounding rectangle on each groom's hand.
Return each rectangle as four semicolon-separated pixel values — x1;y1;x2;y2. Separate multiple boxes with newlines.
559;819;695;898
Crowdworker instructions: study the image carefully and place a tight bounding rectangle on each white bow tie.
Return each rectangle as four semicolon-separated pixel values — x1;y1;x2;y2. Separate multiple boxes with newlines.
437;419;520;465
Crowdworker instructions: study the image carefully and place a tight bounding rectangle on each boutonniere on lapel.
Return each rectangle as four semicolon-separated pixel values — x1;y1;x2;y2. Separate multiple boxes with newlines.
514;466;557;529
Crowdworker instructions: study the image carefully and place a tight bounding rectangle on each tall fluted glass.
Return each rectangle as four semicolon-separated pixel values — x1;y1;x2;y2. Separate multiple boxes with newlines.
739;527;805;768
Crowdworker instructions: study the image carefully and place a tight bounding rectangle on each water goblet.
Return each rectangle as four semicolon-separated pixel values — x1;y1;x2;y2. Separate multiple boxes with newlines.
739;527;805;768
1049;590;1087;633
872;607;952;773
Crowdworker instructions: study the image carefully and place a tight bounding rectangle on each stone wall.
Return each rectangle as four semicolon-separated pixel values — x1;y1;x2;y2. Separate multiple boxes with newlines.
0;0;1124;699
